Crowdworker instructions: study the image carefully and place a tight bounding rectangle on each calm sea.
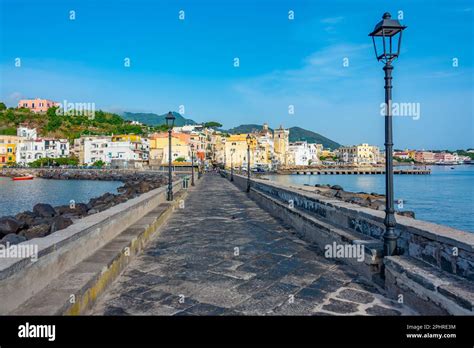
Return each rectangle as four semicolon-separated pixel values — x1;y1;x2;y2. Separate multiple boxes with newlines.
0;178;123;217
266;165;474;233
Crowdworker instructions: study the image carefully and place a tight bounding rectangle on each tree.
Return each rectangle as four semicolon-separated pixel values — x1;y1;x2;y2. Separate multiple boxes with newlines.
92;160;106;168
203;121;222;129
0;102;6;111
175;157;186;162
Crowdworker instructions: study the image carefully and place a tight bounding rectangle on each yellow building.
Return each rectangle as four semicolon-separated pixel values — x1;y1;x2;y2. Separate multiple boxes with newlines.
111;134;142;142
407;150;416;160
273;125;289;166
149;132;190;165
0;135;19;167
224;134;255;169
336;144;380;165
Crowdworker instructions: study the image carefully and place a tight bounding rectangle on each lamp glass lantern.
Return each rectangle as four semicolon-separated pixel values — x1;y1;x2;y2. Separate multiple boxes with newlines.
165;111;176;129
369;12;407;63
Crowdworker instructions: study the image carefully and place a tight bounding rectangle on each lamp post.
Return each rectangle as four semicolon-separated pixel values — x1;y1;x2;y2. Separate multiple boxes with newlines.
230;148;235;181
190;143;195;186
246;134;251;192
165;111;176;201
369;12;407;256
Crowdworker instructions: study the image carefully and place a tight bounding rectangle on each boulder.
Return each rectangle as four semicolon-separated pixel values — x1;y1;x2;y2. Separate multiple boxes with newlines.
1;233;27;245
331;185;344;191
397;211;416;219
369;200;386;210
19;224;51;239
33;203;57;218
50;216;73;233
0;217;21;237
15;211;36;228
54;203;88;217
348;197;369;206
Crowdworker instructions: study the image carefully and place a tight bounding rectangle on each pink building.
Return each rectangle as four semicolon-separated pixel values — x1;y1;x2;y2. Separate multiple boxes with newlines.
18;98;60;113
415;151;436;163
434;152;456;163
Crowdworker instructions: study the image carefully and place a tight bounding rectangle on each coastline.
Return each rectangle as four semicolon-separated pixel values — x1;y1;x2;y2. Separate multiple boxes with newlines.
0;169;170;246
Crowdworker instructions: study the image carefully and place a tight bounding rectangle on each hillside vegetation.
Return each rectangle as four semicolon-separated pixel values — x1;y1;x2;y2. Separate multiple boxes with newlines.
0;107;166;142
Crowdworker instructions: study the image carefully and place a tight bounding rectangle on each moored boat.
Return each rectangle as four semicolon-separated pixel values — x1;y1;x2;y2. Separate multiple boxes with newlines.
12;176;34;181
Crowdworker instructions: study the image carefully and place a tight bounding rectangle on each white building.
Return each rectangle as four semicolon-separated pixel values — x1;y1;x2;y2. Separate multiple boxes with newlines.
106;141;138;163
83;137;111;164
17;126;37;140
17;138;69;164
288;141;310;166
308;143;323;165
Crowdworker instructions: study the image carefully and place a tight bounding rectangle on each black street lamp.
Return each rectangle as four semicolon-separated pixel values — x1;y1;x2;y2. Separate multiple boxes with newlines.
369;12;407;256
230;148;234;181
165;111;175;201
246;134;252;192
190;143;195;186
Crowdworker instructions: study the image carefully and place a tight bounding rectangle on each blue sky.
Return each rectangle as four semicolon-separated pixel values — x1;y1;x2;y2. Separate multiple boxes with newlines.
0;0;472;150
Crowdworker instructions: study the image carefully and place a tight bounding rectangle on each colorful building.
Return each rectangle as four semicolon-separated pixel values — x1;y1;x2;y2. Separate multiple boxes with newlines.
17;98;60;113
0;135;19;167
415;151;436;164
336;144;380;165
273;125;290;166
149;132;191;165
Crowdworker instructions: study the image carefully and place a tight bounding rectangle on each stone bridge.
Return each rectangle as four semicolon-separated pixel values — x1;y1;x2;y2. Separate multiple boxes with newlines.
1;172;472;316
90;174;412;315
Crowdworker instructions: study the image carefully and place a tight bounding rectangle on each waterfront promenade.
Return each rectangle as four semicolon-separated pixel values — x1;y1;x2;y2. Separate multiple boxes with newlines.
91;174;413;315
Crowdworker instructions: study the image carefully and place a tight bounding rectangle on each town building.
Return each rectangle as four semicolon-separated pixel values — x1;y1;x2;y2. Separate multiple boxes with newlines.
149;132;191;166
414;151;436;164
288;141;310;166
224;134;251;169
336;144;380;165
273;125;290;167
17;98;60;113
16;138;70;164
17;126;37;140
308;143;323;165
434;152;457;164
0;135;20;167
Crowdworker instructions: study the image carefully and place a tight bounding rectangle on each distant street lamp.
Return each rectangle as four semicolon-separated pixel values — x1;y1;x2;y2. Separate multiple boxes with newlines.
190;143;195;186
369;12;407;256
165;111;175;201
246;134;251;192
230;148;235;182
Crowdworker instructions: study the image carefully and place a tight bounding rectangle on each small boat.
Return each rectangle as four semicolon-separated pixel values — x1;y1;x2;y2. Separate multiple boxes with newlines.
12;176;34;181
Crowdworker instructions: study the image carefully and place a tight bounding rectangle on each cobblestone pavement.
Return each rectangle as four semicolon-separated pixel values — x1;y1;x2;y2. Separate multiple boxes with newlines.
92;174;416;316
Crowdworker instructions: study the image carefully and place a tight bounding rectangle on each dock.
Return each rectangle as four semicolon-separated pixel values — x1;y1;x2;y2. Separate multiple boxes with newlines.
278;168;431;175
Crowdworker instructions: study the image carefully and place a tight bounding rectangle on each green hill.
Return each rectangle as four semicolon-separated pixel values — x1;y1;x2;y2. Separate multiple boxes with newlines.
0;107;156;141
227;124;341;150
288;126;341;150
122;111;196;126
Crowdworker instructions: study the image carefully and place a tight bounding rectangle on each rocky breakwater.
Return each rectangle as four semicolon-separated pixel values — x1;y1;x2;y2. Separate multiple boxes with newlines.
0;169;169;246
305;184;416;218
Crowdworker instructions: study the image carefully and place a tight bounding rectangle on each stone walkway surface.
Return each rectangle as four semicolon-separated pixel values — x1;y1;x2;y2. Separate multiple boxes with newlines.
92;174;415;316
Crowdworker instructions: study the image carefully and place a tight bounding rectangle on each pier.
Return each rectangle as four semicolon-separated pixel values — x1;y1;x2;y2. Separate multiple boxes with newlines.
1;171;472;316
278;168;431;175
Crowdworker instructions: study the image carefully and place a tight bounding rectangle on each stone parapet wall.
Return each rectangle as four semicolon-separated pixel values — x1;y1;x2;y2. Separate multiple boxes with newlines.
227;172;474;281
